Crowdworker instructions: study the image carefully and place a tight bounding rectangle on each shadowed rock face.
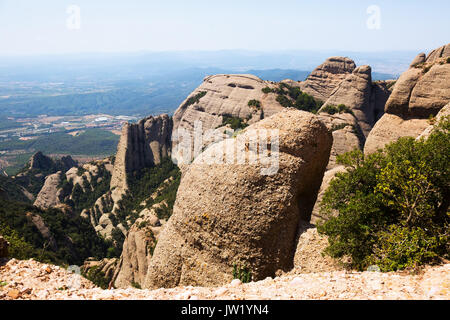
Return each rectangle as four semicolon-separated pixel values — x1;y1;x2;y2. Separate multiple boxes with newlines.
317;113;363;169
112;210;162;288
28;152;78;173
144;110;332;289
28;152;54;171
365;43;450;154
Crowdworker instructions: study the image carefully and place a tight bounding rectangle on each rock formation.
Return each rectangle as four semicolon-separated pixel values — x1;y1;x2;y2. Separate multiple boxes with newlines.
320;66;394;138
298;57;356;102
112;177;174;288
364;114;431;155
59;156;78;171
110;114;172;196
65;160;118;238
310;166;347;224
292;223;343;273
33;172;63;210
317;113;363;169
365;43;450;154
112;210;162;288
171;74;285;161
145;110;332;288
28;152;77;173
171;59;388;164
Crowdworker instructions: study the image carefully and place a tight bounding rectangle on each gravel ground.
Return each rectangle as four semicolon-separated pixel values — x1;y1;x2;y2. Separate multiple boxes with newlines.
0;258;448;300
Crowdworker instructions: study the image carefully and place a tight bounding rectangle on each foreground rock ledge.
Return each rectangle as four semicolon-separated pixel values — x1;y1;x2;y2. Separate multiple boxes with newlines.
145;110;333;289
0;259;449;300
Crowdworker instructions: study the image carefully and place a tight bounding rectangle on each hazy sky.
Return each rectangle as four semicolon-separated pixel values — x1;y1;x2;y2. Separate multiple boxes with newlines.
0;0;449;55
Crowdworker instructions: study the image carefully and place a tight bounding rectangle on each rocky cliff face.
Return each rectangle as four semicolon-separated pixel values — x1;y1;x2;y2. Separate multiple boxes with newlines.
298;57;356;102
110;114;172;195
145;110;332;289
28;152;54;171
112;209;162;288
112;177;174;288
171;74;285;162
365;43;450;154
33;172;63;210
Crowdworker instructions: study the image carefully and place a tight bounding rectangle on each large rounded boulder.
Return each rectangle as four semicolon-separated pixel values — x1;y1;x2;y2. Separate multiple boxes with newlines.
144;109;332;288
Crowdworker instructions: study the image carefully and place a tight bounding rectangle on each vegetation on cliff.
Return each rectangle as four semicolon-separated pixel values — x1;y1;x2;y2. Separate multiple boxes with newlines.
0;197;113;266
262;83;323;113
115;158;181;229
221;116;249;131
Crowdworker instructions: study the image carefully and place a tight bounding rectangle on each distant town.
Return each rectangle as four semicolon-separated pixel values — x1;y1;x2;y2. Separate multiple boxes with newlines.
0;114;137;141
0;114;136;175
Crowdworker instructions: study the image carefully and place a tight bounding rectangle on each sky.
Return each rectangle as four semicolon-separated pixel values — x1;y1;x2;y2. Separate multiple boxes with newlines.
0;0;449;56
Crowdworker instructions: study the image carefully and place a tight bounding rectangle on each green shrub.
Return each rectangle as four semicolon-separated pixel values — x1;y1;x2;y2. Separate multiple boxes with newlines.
331;123;350;132
273;84;322;113
248;99;261;109
0;197;114;265
447;57;450;64
0;223;36;260
181;91;207;109
232;263;252;283
221;116;248;131
131;281;142;289
321;104;354;116
262;87;273;94
317;118;449;271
